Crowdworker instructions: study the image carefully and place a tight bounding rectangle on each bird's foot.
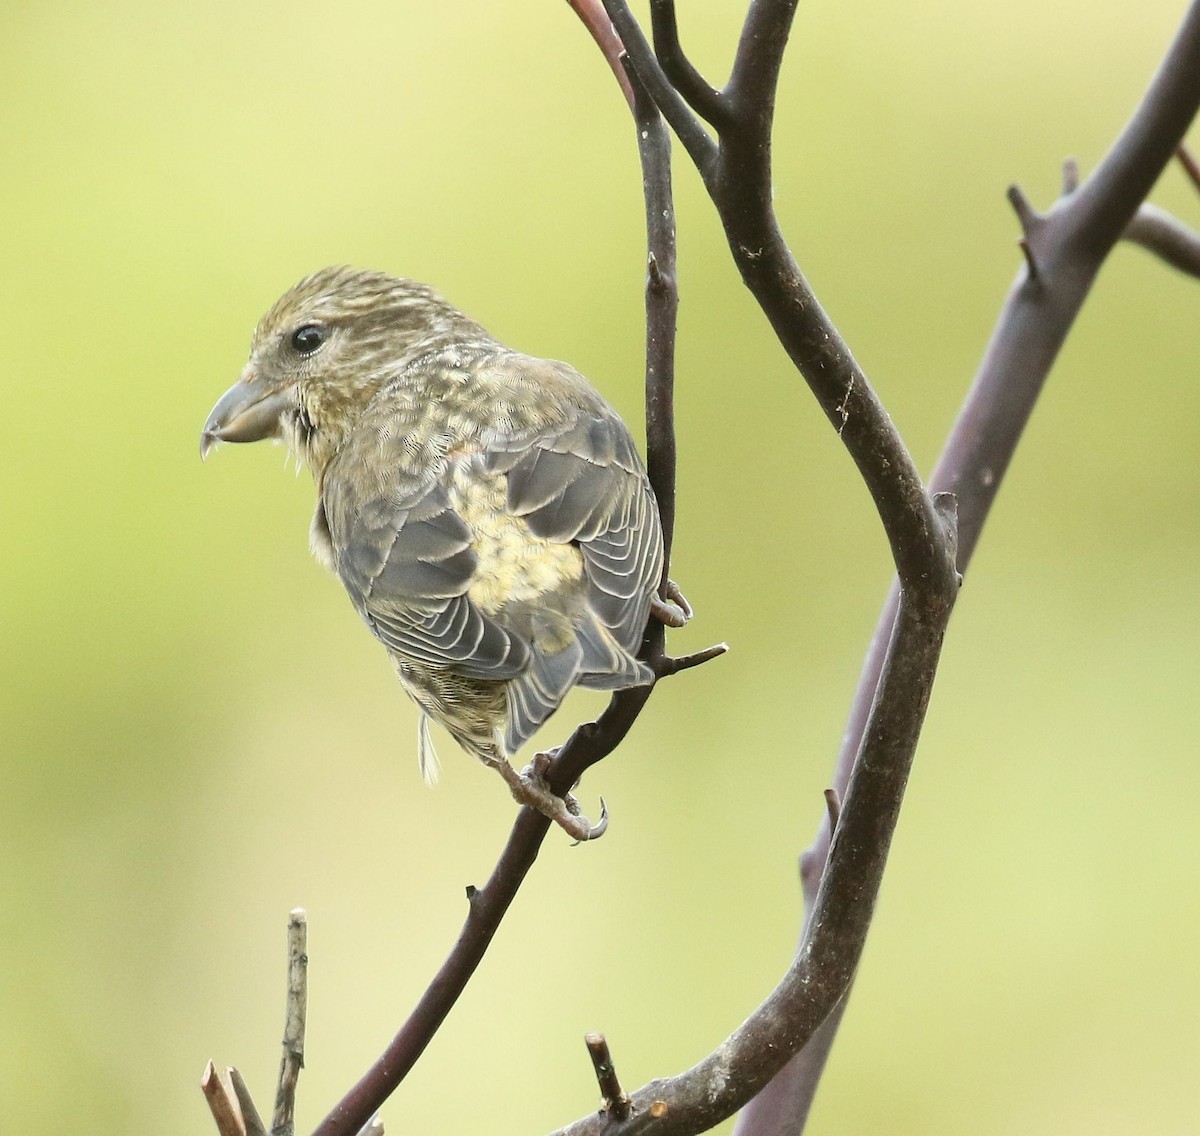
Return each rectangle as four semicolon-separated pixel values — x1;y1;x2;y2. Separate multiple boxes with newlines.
494;751;608;842
651;578;692;628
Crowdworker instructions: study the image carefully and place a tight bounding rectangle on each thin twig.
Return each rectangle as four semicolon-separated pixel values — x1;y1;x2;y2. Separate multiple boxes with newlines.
273;909;308;1136
230;1069;270;1136
648;0;729;128
602;1;718;180
822;788;841;832
565;0;635;112
585;1033;632;1121
202;1062;247;1136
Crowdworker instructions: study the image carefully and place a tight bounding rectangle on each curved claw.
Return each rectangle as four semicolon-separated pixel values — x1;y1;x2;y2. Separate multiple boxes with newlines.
652;578;693;628
504;755;608;843
572;797;609;845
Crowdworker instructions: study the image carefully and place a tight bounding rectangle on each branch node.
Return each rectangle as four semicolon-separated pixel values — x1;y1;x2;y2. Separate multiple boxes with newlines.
931;491;960;573
1006;183;1041;233
1061;157;1080;195
585;1032;632;1121
823;788;842;831
1007;185;1044;280
647;250;673;295
660;641;729;677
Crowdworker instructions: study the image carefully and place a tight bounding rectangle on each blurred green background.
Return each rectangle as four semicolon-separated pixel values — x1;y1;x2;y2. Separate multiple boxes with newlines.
2;1;1198;1133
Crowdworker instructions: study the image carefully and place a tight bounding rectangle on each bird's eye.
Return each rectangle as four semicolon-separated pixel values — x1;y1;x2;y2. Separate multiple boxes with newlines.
290;324;327;356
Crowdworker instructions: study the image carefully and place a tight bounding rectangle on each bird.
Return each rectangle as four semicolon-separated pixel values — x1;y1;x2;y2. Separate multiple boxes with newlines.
201;266;680;839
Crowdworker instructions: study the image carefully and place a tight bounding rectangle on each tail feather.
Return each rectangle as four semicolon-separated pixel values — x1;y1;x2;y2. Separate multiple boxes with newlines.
502;612;651;755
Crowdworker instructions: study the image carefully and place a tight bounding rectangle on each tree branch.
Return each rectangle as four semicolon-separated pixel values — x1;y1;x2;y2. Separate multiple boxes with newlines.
647;0;729;128
607;0;951;595
273;909;309;1136
740;6;1200;1132
1123;201;1200;276
547;4;1200;1136
306;11;695;1134
601;2;719;182
544;2;962;1133
564;0;635;112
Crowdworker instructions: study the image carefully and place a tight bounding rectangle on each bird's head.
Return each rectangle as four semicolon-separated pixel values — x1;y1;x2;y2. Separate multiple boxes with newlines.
200;265;488;474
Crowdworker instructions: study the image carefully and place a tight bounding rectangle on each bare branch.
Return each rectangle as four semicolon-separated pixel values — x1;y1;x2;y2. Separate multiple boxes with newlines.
547;582;958;1136
273;909;308;1136
602;1;719;179
744;7;1200;1131
726;0;800;133
648;0;729;128
549;4;1200;1136
566;0;635;112
1123;201;1200;276
203;1063;247;1136
230;1070;270;1136
616;8;953;596
585;1033;632;1121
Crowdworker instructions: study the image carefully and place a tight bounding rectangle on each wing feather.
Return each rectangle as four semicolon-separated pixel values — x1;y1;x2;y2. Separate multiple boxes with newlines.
320;352;663;756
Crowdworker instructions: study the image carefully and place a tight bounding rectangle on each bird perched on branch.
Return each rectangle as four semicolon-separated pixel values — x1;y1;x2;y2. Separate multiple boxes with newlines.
201;266;681;839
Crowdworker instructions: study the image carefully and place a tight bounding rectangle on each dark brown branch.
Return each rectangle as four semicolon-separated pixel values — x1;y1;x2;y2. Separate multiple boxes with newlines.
743;7;1200;1132
307;20;688;1136
648;0;729;128
547;574;958;1136
602;2;718;181
727;0;800;133
546;3;1200;1136
544;2;963;1132
608;0;953;596
1123;201;1200;276
585;1033;632;1121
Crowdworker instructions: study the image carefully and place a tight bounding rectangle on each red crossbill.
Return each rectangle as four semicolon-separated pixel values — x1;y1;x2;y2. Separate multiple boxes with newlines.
201;266;668;839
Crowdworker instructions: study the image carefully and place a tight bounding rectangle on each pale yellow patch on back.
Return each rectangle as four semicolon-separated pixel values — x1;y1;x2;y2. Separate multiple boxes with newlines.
446;460;582;615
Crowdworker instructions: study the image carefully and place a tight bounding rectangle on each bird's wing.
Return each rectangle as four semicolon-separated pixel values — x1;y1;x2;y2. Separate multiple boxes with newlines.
484;410;663;654
481;408;664;751
321;363;662;754
323;467;532;683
